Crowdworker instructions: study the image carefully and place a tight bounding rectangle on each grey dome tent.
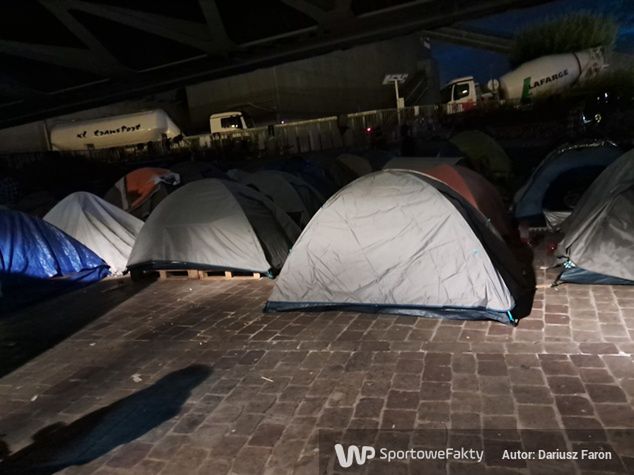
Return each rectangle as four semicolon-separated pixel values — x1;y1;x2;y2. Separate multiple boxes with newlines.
449;130;511;181
44;192;143;275
336;154;374;177
557;149;634;285
265;170;532;324
227;170;324;227
514;141;622;223
170;161;228;184
127;179;301;275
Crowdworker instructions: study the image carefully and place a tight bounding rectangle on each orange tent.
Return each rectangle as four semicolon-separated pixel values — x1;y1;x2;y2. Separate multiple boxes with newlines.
124;168;176;209
424;164;511;238
104;167;180;219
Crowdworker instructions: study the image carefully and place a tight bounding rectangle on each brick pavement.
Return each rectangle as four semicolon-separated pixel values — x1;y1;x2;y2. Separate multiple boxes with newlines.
0;244;633;474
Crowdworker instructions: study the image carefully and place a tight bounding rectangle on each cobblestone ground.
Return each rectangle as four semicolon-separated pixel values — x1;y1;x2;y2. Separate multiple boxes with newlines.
0;244;633;474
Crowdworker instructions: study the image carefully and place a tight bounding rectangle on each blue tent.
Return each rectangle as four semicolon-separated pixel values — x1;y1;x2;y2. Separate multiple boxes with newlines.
0;210;110;310
514;141;622;221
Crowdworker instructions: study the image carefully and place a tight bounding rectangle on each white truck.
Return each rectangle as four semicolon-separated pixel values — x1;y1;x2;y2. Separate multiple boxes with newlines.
441;47;606;114
49;109;182;151
209;111;253;134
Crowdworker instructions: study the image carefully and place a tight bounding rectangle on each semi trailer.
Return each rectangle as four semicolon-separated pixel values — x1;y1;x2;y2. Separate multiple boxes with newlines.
49;109;182;151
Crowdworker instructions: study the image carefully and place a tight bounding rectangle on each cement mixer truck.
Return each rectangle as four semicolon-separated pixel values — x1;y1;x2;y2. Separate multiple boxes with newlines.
441;47;606;114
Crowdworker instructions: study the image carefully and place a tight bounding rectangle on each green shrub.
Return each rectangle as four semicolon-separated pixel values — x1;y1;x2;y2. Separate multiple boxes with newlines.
510;13;618;67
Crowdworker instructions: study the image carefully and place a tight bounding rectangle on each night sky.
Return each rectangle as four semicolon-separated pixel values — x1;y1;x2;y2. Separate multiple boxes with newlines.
433;0;634;85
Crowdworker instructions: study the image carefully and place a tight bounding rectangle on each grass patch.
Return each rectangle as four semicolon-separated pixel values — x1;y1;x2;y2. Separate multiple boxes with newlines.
510;13;618;67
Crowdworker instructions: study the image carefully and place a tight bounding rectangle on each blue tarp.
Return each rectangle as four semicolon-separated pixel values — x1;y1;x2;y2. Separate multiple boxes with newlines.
0;210;110;310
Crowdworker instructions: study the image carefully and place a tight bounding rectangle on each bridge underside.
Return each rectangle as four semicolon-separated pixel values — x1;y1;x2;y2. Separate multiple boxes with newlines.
0;0;554;128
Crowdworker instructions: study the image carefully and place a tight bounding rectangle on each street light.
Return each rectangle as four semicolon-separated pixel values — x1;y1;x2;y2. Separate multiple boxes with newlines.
383;73;408;124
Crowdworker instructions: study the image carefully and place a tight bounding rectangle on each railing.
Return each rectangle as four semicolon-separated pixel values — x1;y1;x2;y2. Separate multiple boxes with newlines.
186;106;438;156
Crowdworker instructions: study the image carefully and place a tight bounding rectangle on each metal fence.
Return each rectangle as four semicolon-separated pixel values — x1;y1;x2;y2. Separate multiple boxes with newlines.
0;106;442;169
186;106;438;157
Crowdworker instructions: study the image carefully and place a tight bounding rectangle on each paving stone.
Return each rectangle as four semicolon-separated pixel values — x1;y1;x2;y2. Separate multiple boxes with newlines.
231;446;271;475
317;408;353;429
383;409;418;428
547;376;586;394
512;385;554;404
420;382;451;400
554;395;594;416
517;405;559;429
585;384;627;403
1;245;632;474
386;390;419;409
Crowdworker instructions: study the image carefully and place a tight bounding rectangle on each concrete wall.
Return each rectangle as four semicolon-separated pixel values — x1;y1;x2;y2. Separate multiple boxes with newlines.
186;34;437;131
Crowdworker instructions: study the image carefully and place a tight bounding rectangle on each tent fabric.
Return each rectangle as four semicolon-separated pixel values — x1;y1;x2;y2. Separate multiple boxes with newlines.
382;160;511;237
544;209;572;232
336;154;374;177
557;149;634;284
44;192;143;275
411;139;463;158
127;179;301;275
104;167;180;220
170;161;228;184
514;141;622;221
262;158;338;197
266;170;532;324
355;149;395;170
383;156;467;171
422;165;512;238
449;130;511;179
0;210;109;308
228;170;324;227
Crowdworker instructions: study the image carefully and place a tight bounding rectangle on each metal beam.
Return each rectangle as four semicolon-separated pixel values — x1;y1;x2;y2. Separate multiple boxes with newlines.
62;0;223;55
422;26;512;54
40;0;128;76
280;0;354;28
197;0;235;51
0;40;119;76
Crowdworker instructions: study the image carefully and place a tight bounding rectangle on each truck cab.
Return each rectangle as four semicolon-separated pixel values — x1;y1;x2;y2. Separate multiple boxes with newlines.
209;111;252;134
440;76;480;114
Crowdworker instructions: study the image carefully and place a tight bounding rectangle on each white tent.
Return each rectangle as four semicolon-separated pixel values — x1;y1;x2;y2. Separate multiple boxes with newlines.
44;192;143;274
266;170;531;323
557;150;634;284
127;179;301;274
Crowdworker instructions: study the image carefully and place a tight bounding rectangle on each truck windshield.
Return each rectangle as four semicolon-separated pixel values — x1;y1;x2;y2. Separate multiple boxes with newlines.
454;83;470;100
220;115;243;129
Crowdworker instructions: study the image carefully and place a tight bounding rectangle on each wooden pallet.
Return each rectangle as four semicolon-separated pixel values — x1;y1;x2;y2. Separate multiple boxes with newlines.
198;270;261;280
157;269;261;281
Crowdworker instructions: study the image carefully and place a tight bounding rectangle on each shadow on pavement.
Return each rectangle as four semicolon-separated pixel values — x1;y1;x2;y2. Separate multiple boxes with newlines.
0;364;212;474
0;278;151;378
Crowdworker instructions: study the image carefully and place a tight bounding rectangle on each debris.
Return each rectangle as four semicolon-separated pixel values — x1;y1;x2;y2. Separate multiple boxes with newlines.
89;342;96;347
30;395;38;402
131;373;143;383
261;376;274;383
